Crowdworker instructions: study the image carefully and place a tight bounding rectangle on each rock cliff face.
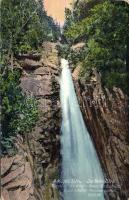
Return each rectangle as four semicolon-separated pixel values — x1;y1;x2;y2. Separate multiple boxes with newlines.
1;42;61;200
74;70;129;200
1;42;129;200
1;153;35;200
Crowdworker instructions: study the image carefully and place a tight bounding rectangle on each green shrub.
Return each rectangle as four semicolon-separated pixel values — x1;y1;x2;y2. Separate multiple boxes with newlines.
1;66;39;154
64;1;129;95
104;72;129;94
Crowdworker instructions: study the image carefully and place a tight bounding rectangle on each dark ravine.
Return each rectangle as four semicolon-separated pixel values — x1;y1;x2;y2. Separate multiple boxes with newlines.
74;70;129;200
1;42;129;200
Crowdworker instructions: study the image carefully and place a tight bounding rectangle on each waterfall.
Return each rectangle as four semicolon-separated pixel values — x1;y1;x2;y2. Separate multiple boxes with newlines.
60;58;105;200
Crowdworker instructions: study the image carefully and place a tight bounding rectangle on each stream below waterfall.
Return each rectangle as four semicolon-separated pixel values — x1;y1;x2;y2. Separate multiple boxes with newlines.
60;58;105;200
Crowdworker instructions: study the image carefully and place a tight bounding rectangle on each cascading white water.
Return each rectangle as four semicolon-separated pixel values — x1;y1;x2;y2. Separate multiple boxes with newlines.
60;58;105;200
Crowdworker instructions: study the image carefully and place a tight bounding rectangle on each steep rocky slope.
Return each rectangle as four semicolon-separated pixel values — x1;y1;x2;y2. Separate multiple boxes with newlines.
1;154;34;200
1;42;61;200
74;70;129;200
1;42;129;200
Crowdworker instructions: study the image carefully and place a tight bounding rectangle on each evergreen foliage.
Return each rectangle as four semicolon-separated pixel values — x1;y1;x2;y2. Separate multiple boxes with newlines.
64;0;129;94
1;0;60;154
0;65;39;154
1;0;60;55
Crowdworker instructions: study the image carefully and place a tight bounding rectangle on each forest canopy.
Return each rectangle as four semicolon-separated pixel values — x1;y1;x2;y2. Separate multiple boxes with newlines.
64;0;129;94
1;0;60;56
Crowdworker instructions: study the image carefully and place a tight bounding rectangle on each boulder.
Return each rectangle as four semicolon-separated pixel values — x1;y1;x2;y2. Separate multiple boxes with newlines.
1;156;35;200
20;59;42;70
16;53;41;61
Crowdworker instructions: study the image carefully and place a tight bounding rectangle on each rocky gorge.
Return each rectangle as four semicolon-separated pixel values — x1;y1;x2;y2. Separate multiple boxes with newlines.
1;42;129;200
